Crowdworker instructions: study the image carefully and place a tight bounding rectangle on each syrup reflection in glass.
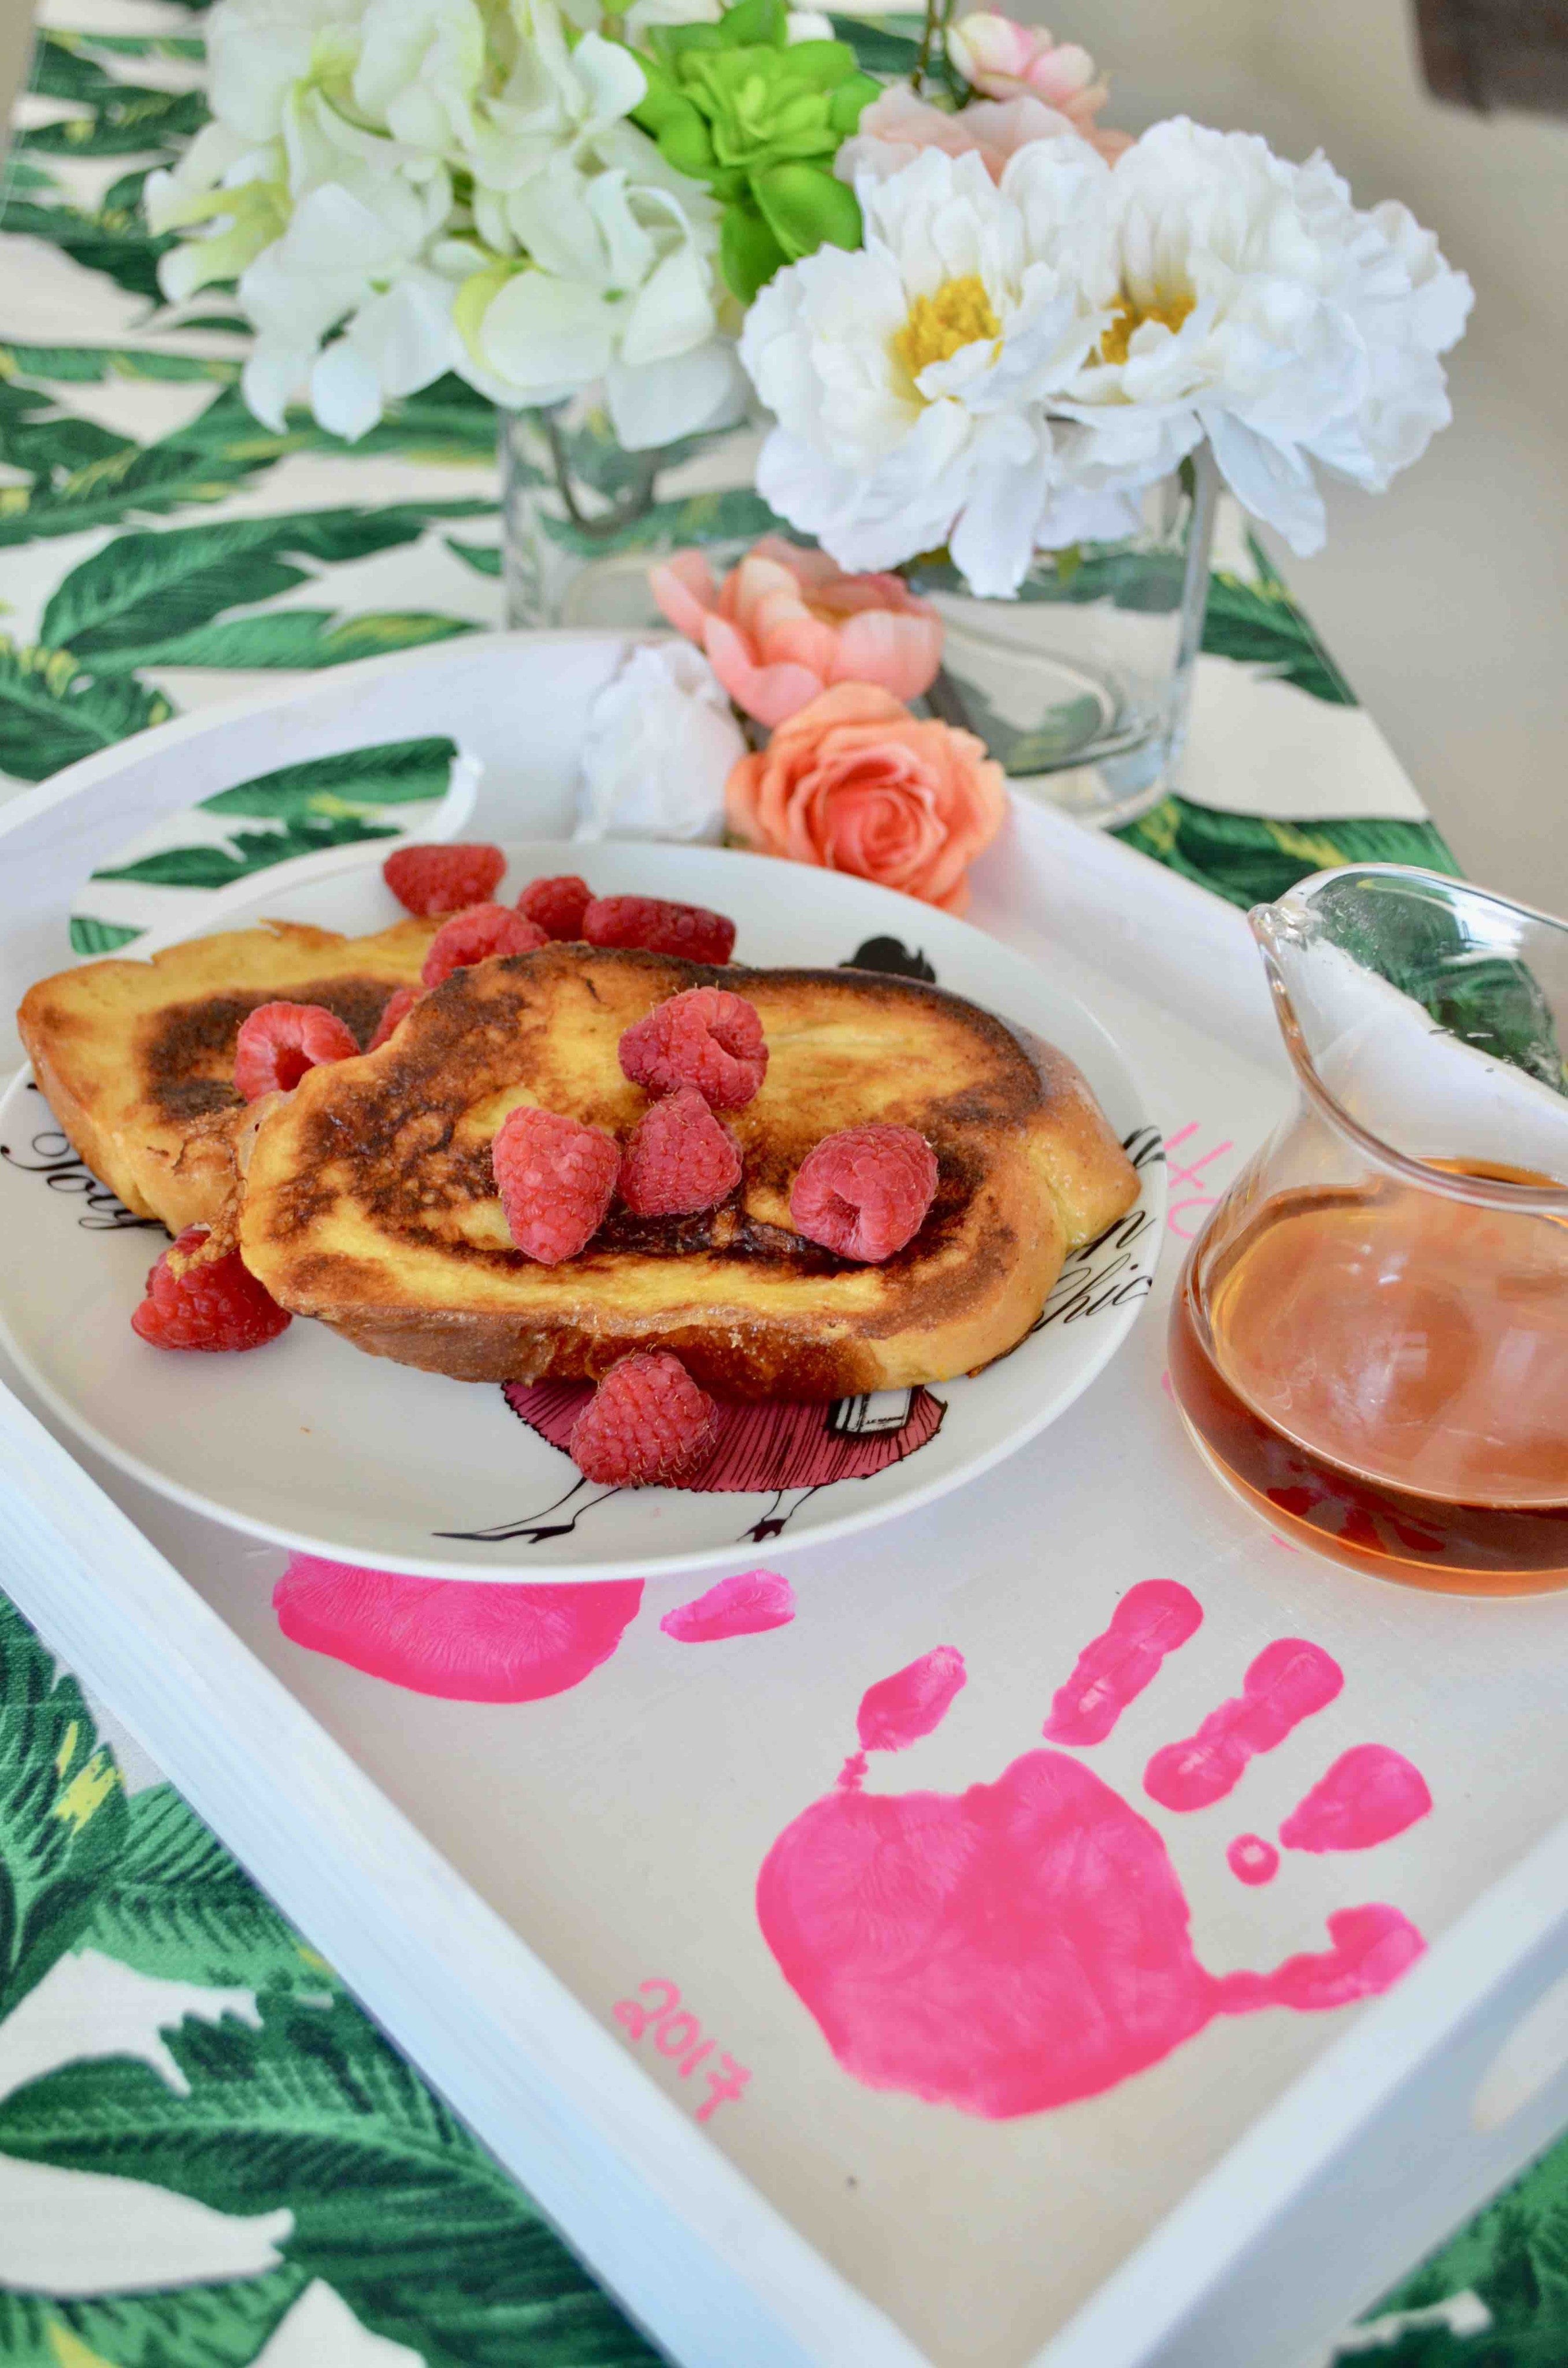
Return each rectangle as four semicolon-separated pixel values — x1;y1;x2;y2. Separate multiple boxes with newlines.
1170;869;1568;1594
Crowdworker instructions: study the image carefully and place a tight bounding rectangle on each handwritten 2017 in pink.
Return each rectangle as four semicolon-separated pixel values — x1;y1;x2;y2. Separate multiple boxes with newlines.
613;1979;751;2123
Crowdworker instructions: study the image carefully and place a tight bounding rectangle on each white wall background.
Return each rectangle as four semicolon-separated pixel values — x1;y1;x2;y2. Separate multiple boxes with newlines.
1023;0;1568;914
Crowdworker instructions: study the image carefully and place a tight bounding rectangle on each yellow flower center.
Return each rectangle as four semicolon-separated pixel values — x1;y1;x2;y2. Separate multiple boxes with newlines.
1098;291;1196;367
894;276;1002;379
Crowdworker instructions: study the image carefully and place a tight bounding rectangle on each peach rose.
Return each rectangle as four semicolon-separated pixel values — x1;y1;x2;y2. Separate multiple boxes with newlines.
650;536;944;729
725;683;1007;915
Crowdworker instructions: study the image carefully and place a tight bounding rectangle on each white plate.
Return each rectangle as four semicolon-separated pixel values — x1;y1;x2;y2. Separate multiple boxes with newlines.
0;842;1163;1581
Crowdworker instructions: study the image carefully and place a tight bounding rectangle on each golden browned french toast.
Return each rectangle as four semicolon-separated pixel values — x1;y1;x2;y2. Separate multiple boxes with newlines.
240;944;1139;1398
18;917;437;1235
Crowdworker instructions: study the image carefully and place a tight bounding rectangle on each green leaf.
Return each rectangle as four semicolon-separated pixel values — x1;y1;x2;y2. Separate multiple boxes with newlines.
0;1994;662;2368
0;188;173;299
88;609;476;673
0;642;173;780
0;1594;127;2018
92;812;401;889
69;914;144;954
827;10;924;72
0;2266;307;2368
199;735;459;819
79;1785;336;1995
41;504;468;652
753;160;861;262
445;536;502;576
20;83;209;157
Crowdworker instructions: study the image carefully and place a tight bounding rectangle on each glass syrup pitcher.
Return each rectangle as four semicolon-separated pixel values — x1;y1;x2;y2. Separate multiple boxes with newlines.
1169;865;1568;1594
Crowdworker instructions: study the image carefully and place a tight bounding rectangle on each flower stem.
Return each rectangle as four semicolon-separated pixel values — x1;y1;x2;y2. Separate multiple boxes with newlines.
543;411;659;543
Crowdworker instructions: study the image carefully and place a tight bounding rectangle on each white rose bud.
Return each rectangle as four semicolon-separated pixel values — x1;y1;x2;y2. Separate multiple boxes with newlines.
574;641;747;845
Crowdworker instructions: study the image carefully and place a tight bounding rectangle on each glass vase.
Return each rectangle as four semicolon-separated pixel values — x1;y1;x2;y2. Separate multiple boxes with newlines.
499;391;772;632
906;446;1221;830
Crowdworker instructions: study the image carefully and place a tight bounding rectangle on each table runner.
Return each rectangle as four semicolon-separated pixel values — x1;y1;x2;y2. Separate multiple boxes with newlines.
3;12;1557;2368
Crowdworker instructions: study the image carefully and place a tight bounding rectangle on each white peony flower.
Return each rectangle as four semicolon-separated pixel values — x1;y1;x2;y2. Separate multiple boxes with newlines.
574;642;747;843
741;141;1110;595
1054;119;1473;553
746;117;1470;579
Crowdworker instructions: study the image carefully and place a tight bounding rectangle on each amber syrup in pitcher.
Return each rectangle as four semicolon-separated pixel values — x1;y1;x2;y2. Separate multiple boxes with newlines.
1169;1160;1568;1593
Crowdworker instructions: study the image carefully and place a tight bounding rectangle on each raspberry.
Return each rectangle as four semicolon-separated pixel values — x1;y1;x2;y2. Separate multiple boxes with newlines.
569;1352;720;1486
132;1225;292;1352
581;894;735;965
492;1104;618;1264
518;873;592;939
233;1001;359;1101
383;842;505;917
366;984;421;1052
789;1123;937;1263
422;904;548;989
618;986;767;1110
620;1086;742;1218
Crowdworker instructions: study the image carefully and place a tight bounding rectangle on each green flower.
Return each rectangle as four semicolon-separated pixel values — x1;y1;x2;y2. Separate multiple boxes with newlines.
632;0;877;302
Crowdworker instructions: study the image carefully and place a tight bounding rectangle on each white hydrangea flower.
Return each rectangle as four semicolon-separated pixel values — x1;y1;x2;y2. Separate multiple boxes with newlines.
450;4;742;447
741;141;1110;595
151;0;735;446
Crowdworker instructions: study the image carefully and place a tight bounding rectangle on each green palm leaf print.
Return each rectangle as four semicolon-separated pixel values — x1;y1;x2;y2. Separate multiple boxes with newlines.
91;813;399;890
78;1788;337;1997
0;191;172;302
41;505;493;658
0;1995;661;2367
68;916;144;954
0;1598;127;2018
83;609;475;674
0;2266;309;2368
198;737;459;819
0;643;172;780
20;83;208;158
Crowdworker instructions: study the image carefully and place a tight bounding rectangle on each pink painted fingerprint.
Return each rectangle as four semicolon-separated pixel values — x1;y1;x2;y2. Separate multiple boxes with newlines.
661;1570;796;1644
1280;1745;1432;1854
504;1380;944;1490
1228;1834;1280;1886
857;1647;966;1755
1043;1581;1202;1745
1217;1904;1425;2013
758;1744;1423;2119
1144;1639;1343;1812
274;1556;643;1701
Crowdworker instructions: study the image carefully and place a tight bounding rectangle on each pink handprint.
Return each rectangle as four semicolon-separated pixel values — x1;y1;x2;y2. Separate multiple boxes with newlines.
757;1608;1429;2120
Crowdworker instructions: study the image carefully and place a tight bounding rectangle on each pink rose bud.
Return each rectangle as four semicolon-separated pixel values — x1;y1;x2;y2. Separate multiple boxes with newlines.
949;12;1107;124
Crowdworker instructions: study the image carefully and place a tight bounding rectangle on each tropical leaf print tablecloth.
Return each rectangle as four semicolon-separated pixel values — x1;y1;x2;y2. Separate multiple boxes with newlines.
0;10;1548;2368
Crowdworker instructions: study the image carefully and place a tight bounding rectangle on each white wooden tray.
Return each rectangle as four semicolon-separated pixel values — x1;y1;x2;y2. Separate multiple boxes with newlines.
3;635;1568;2368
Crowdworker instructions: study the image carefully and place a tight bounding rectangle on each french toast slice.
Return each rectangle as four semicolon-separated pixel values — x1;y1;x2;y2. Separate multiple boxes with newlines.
240;944;1140;1398
18;916;437;1234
